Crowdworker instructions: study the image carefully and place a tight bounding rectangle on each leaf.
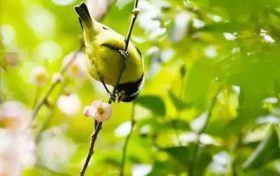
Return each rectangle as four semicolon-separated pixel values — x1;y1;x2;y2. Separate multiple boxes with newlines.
273;124;280;147
242;125;280;170
200;22;241;33
167;119;190;130
161;146;190;163
147;161;168;176
136;95;166;116
168;91;191;110
192;147;212;176
183;58;215;109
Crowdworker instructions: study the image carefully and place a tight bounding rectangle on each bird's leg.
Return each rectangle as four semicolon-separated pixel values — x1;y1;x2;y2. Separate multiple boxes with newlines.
117;90;126;102
100;78;112;95
115;91;120;103
110;91;117;102
109;49;128;103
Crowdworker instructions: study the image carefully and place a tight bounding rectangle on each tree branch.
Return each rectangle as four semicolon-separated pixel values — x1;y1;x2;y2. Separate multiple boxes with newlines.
80;122;103;176
109;0;140;104
32;42;84;121
80;0;140;175
120;102;136;176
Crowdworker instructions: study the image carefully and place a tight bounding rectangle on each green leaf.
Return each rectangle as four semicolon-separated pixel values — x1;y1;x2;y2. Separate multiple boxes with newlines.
168;91;192;110
183;58;215;109
167;119;190;130
273;124;280;147
161;146;190;163
242;125;280;170
136;95;166;116
192;147;212;176
147;161;170;176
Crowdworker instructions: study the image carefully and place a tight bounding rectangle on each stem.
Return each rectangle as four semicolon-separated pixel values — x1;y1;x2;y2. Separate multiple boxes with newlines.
32;87;40;109
32;43;84;121
189;87;221;176
0;69;3;103
109;0;140;104
0;2;4;103
34;80;67;143
80;1;140;175
124;0;139;51
173;73;186;146
120;102;136;176
80;122;103;176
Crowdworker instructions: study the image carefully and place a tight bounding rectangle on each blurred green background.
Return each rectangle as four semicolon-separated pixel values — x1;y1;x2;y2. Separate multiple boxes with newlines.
1;0;280;175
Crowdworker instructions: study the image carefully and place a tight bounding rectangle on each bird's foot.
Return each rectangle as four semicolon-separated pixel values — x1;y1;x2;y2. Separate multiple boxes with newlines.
118;50;129;59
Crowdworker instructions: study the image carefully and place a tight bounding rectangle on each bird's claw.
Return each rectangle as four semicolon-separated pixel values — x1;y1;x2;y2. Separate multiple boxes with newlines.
110;93;116;102
118;50;129;59
109;91;124;103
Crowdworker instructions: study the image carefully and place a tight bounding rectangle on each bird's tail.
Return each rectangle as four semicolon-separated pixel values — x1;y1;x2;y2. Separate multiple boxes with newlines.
74;3;92;30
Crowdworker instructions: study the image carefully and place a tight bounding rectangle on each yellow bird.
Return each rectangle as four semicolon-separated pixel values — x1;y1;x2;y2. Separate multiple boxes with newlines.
75;3;144;102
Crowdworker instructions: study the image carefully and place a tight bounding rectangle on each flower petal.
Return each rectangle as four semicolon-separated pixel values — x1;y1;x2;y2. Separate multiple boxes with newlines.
92;100;103;108
102;103;112;120
83;106;96;117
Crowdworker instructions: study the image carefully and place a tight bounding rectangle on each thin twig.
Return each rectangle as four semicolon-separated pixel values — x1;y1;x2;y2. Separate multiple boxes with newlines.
32;87;40;109
80;0;140;175
120;102;136;176
80;122;103;176
189;87;221;176
34;80;67;143
109;0;139;104
32;42;84;121
124;0;139;51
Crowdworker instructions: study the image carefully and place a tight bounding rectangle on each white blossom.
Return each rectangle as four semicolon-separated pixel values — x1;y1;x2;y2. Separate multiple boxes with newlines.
83;100;112;122
57;94;81;116
30;66;48;87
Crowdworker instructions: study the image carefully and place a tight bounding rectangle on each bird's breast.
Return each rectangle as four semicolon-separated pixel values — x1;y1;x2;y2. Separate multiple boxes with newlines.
88;43;143;86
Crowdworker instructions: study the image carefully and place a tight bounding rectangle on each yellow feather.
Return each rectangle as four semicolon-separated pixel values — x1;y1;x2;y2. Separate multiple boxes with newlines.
84;20;143;86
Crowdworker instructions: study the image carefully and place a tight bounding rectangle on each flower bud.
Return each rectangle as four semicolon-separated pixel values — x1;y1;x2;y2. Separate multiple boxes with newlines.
63;52;87;78
132;8;140;16
57;94;81;116
30;66;48;87
52;73;63;83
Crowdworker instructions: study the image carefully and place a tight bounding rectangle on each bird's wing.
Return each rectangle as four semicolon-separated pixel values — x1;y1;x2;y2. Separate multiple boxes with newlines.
100;39;142;59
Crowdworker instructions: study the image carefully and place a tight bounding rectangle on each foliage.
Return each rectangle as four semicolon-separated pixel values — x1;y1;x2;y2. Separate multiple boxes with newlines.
1;0;280;175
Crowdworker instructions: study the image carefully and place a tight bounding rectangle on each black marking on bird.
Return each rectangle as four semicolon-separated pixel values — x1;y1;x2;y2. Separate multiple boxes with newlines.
117;74;144;102
135;46;142;57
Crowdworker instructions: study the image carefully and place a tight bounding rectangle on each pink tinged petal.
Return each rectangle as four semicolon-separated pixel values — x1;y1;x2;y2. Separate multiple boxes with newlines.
83;106;96;118
101;103;112;120
92;100;103;108
84;100;112;122
94;114;104;122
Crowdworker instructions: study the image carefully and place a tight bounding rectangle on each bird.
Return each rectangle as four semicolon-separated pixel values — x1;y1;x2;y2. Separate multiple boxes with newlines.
74;2;144;102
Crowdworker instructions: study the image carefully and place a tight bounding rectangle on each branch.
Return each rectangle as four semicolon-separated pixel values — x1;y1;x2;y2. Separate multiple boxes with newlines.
109;0;140;104
189;87;221;176
80;0;140;175
32;42;84;121
120;102;136;176
80;122;103;176
34;80;67;143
